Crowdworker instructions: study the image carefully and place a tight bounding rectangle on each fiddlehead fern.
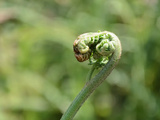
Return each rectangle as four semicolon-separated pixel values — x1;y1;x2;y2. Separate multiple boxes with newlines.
73;31;118;66
61;31;122;120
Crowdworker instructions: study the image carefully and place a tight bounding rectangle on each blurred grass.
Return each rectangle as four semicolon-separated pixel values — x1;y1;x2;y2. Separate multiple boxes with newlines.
0;0;160;120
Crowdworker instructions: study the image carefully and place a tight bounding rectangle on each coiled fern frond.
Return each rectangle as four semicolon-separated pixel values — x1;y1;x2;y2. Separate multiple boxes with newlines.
61;30;122;120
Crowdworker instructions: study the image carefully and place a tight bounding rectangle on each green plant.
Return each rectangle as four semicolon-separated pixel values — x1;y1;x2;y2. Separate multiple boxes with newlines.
60;31;122;120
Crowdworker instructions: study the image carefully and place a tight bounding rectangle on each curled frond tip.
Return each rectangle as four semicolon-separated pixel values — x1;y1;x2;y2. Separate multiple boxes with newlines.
73;31;120;66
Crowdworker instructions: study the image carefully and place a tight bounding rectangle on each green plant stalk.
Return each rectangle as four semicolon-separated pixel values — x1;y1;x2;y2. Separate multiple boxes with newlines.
60;38;121;120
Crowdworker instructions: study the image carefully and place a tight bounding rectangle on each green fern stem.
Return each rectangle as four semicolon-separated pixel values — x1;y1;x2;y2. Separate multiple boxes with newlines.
61;31;122;120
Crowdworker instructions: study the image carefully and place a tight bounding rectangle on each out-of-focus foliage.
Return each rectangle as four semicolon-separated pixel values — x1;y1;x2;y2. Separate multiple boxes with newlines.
0;0;160;120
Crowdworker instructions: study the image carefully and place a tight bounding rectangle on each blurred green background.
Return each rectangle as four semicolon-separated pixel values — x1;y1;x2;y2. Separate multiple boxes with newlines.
0;0;160;120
